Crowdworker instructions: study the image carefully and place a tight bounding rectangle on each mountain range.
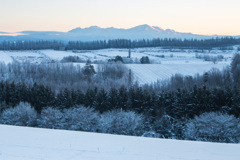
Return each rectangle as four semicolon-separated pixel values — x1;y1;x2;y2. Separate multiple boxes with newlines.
0;24;236;42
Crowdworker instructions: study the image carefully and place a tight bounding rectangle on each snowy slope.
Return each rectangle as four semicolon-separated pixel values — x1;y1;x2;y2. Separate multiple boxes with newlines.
127;63;228;84
0;124;239;160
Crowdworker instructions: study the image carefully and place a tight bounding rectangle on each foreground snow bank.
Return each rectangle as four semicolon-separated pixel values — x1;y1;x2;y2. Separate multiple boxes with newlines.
0;125;239;160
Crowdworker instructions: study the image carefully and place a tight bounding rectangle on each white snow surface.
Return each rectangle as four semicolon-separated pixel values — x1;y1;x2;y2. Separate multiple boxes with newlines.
0;124;239;160
40;50;78;60
0;51;13;64
127;63;228;84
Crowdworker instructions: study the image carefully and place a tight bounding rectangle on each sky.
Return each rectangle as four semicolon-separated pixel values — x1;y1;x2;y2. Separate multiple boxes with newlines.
0;0;240;35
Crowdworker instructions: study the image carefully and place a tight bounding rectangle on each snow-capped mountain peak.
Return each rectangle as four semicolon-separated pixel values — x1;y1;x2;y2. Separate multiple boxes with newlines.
1;24;215;41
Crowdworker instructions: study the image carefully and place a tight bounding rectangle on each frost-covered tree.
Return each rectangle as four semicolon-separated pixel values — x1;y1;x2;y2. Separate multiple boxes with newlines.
83;64;96;76
38;107;65;129
97;61;128;80
0;102;37;126
184;112;240;143
63;106;99;132
99;110;144;136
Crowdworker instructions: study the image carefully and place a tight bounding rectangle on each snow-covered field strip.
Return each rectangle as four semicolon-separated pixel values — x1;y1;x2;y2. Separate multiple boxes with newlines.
127;63;228;84
40;50;78;60
0;124;239;160
6;50;42;57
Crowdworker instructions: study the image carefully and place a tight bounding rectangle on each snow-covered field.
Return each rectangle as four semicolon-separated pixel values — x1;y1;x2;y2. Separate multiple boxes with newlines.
0;124;239;160
0;47;238;84
126;63;227;84
0;51;13;64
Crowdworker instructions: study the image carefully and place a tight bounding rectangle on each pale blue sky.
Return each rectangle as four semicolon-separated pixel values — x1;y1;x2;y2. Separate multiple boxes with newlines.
1;0;240;35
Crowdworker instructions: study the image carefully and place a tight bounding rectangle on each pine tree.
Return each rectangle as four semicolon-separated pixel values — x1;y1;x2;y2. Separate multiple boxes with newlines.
108;88;118;110
84;88;97;107
118;86;128;110
134;87;144;113
76;89;85;105
8;82;19;106
128;87;135;111
62;88;72;108
94;88;110;113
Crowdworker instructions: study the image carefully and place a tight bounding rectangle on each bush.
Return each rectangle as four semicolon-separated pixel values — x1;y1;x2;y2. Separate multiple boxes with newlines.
38;107;65;129
61;56;84;63
115;55;123;63
184;112;240;143
63;106;99;132
0;102;37;126
140;56;150;64
99;110;144;136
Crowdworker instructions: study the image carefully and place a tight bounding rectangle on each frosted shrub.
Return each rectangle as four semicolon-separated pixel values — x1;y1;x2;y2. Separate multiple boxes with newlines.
99;110;144;136
38;107;65;129
185;112;240;143
153;115;174;138
0;102;37;126
63;106;99;132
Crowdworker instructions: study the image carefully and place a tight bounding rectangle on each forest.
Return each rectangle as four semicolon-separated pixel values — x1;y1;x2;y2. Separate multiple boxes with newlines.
0;37;239;50
0;54;240;143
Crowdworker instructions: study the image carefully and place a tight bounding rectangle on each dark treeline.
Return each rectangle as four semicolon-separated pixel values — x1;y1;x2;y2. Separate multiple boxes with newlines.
0;37;240;50
1;81;240;120
0;40;64;50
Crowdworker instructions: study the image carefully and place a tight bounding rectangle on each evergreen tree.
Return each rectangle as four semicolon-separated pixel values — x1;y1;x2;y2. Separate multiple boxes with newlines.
108;88;118;110
94;88;110;113
128;87;135;111
76;89;85;105
84;88;97;107
118;85;128;110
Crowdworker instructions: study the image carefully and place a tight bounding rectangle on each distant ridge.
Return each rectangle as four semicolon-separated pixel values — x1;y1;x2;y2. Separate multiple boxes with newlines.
0;24;237;42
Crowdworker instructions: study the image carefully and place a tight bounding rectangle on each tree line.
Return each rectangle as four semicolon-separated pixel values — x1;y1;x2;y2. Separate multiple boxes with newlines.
0;37;239;50
1;80;239;120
